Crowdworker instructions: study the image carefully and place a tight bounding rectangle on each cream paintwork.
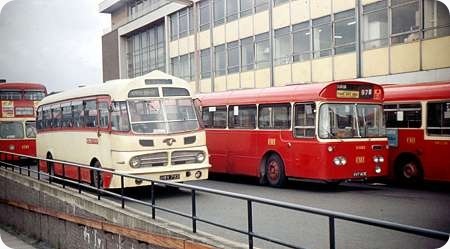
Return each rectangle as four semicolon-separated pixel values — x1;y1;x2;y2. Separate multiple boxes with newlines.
292;61;312;83
274;64;292;86
225;21;239;43
239;15;253;39
312;57;333;82
253;11;269;35
214;76;227;92
291;0;310;24
169;40;179;58
254;68;271;88
240;71;255;89
37;71;210;188
273;4;291;29
310;0;331;19
362;47;389;77
333;0;355;13
226;73;240;90
422;36;450;70
213;25;226;46
334;53;357;80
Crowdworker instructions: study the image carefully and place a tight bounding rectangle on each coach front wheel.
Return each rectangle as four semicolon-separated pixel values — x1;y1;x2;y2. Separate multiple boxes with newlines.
265;154;287;187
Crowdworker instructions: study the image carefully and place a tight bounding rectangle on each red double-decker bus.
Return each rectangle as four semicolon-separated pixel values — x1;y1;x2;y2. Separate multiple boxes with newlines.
0;82;47;161
198;81;388;187
383;81;450;185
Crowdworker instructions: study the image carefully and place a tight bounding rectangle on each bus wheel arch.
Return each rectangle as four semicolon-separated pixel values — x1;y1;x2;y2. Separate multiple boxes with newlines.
90;158;103;188
261;151;287;187
394;153;423;185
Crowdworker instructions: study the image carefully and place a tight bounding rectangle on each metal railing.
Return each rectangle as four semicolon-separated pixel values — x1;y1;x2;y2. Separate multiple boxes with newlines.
0;151;448;249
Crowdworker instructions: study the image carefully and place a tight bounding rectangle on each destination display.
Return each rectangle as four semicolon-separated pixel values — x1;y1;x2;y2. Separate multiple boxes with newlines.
336;84;374;99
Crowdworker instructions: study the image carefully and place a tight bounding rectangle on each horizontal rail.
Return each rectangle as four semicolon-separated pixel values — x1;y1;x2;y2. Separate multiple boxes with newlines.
0;150;448;249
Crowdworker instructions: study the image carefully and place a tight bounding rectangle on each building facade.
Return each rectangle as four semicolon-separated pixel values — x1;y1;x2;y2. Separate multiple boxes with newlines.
100;0;450;92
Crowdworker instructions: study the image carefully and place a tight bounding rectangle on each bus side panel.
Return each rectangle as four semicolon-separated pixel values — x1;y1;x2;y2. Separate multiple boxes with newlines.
388;129;424;178
227;130;259;176
289;140;326;179
423;139;450;182
205;129;228;173
0;139;36;158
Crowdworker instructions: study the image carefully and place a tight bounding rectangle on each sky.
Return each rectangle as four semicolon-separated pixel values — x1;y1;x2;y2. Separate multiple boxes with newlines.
0;0;110;93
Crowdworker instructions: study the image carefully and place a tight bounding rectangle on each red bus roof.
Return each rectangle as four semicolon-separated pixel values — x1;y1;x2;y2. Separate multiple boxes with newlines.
0;82;47;92
197;80;383;106
383;81;450;102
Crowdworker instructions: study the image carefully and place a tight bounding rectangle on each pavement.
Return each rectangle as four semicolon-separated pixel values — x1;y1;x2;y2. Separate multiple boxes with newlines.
0;227;36;249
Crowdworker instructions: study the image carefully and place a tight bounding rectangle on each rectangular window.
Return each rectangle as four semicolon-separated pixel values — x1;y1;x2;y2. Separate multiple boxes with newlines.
201;48;211;79
98;102;109;129
258;104;291;129
202;106;227;128
179;8;189;38
190;52;196;81
215;44;226;76
199;0;211;31
294;103;316;137
171;57;180;78
228;105;257;129
292;21;311;62
273;0;288;6
241;37;254;71
227;41;240;73
214;0;225;26
384;103;422;128
141;31;149;74
255;32;270;69
391;0;420;44
226;0;238;22
334;9;356;54
111;101;130;132
254;0;268;12
180;54;190;81
72;102;84;128
170;12;178;40
424;0;450;39
274;27;291;65
240;0;252;17
427;101;450;136
312;15;332;58
61;105;73;128
52;106;61;128
189;6;194;34
362;1;388;49
84;100;98;128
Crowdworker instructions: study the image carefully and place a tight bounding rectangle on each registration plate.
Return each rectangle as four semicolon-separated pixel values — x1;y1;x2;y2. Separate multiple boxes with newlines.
160;174;180;180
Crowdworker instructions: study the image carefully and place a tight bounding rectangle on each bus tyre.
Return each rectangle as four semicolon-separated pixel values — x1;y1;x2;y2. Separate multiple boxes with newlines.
265;154;287;187
396;157;423;185
91;161;103;189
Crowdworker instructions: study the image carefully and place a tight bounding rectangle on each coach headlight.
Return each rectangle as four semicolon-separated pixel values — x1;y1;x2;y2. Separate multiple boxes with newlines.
196;152;205;163
129;157;141;168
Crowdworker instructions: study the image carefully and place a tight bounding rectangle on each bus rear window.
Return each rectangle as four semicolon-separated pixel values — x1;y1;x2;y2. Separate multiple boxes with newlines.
427;101;450;136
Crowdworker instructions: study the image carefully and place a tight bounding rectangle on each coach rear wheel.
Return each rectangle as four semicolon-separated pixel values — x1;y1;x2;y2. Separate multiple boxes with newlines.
91;161;103;189
396;157;423;185
265;154;287;187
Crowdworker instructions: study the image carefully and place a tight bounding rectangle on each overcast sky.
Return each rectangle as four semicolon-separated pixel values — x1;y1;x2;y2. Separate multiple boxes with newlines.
0;0;110;92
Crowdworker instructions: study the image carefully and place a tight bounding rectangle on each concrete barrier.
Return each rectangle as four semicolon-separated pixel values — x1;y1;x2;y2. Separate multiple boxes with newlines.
0;168;246;249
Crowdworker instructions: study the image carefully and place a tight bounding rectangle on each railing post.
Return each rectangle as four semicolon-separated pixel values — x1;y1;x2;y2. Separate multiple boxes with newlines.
77;166;82;194
62;163;66;189
121;175;125;209
37;161;40;180
27;164;30;177
247;200;253;249
19;163;22;175
329;216;335;249
192;189;197;233
97;169;101;201
151;181;155;219
48;161;52;184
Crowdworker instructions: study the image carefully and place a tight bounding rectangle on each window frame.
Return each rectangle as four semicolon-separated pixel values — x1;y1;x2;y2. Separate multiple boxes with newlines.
294;102;316;138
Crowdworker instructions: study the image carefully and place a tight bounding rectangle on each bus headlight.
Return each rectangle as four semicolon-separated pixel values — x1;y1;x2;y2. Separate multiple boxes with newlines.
129;157;141;168
196;152;205;163
8;145;15;151
333;156;347;166
375;165;382;174
373;156;384;163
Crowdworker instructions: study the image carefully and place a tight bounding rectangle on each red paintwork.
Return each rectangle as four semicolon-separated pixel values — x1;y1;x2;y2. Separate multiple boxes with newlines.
0;82;47;159
384;81;450;182
199;81;388;182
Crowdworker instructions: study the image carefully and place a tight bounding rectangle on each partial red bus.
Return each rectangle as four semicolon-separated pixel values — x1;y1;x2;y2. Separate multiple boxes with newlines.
0;82;47;161
383;81;450;184
198;81;388;187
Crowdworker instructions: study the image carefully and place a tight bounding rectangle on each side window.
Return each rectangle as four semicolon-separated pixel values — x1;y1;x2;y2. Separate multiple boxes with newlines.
37;107;43;130
84;100;98;128
383;103;421;128
228;105;257;129
202;106;227;128
73;102;84;128
98;102;109;128
427;101;450;136
111;101;130;131
43;108;52;129
258;104;291;129
51;106;61;128
294;103;316;137
61;105;73;128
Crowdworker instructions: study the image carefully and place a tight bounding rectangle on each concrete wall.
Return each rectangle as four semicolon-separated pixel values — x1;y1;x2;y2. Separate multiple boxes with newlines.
0;169;245;249
102;30;120;82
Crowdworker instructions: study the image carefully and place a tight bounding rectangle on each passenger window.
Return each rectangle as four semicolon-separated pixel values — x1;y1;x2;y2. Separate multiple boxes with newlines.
72;102;84;128
383;103;421;128
294;103;316;137
61;105;73;128
427;101;450;136
202;106;227;128
84;100;98;128
52;107;62;128
228;105;257;129
258;104;291;129
98;102;109;128
111;101;130;131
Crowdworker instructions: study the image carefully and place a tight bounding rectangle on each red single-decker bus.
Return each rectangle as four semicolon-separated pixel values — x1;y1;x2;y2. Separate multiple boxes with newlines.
199;81;388;187
383;81;450;184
